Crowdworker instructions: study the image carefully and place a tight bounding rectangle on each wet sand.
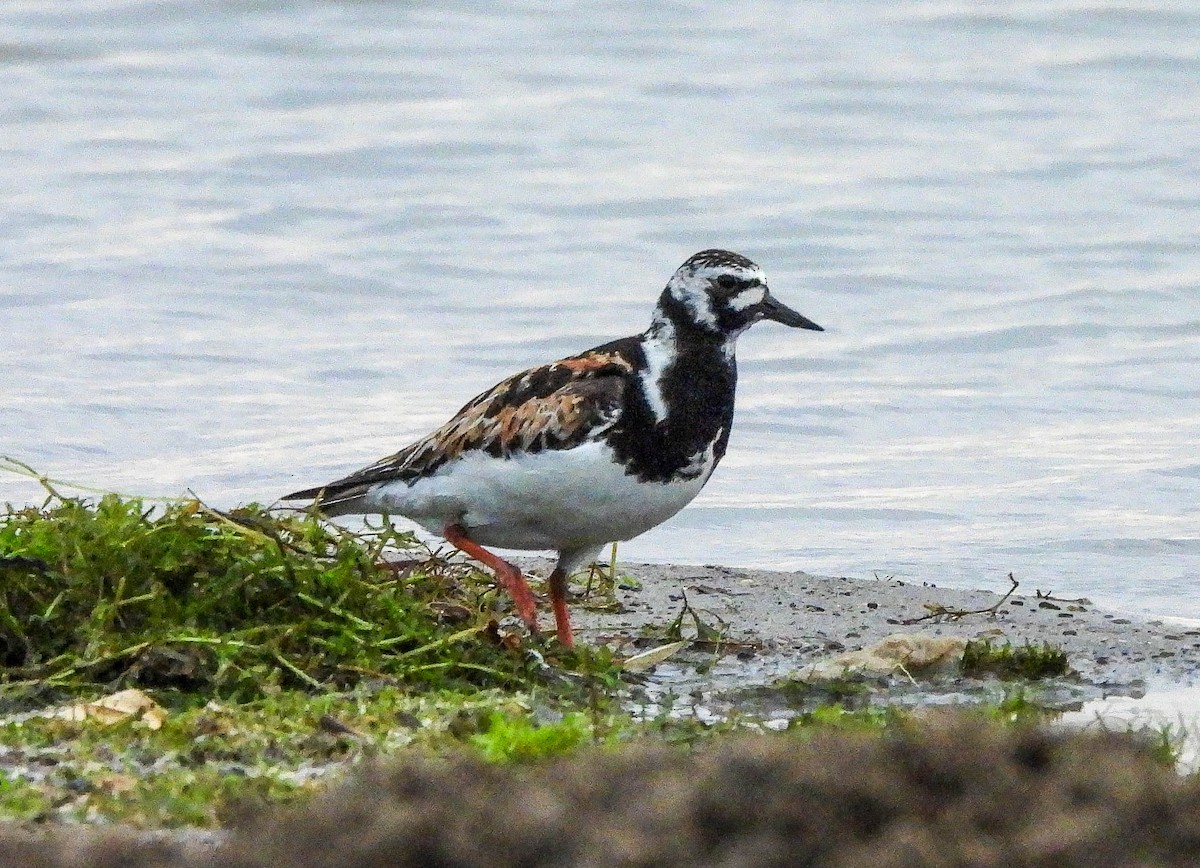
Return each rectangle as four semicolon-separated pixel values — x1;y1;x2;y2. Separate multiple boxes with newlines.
530;559;1200;691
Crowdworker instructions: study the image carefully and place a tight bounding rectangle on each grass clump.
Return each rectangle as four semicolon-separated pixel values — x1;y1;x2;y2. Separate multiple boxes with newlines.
470;711;600;763
961;639;1070;680
0;489;602;701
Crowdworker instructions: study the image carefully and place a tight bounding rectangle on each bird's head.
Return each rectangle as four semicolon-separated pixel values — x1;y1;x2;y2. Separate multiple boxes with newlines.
658;249;823;339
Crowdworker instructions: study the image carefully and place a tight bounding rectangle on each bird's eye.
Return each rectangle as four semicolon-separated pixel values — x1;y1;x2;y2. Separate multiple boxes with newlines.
716;274;740;290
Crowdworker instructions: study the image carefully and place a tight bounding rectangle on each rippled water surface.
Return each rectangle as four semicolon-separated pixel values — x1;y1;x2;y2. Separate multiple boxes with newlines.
2;1;1197;616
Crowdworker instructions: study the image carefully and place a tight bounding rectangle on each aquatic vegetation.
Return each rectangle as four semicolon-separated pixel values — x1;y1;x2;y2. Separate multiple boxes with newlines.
972;687;1060;725
469;711;600;762
960;639;1070;680
0;487;610;702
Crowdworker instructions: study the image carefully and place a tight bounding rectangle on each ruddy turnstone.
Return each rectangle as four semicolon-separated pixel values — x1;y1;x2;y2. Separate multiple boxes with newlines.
281;249;822;647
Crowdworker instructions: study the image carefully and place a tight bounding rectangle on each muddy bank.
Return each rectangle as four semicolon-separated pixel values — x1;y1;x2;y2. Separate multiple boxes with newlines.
538;559;1200;696
5;719;1200;867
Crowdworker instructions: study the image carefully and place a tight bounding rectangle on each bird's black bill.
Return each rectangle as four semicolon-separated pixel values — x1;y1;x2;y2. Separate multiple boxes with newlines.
761;296;824;331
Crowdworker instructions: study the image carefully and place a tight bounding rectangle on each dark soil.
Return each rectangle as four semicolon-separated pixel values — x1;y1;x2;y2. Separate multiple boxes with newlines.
6;718;1200;867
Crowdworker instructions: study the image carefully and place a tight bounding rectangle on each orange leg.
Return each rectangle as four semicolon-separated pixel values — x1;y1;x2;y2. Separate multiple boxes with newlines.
443;524;540;636
548;567;574;649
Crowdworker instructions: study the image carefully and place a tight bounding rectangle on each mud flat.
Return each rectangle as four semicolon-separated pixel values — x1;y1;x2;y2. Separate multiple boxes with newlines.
526;559;1200;711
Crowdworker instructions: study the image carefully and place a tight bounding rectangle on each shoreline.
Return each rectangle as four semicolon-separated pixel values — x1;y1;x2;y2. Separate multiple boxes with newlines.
518;558;1200;693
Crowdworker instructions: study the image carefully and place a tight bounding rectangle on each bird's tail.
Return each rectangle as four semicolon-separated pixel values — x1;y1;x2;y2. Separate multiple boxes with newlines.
278;482;372;517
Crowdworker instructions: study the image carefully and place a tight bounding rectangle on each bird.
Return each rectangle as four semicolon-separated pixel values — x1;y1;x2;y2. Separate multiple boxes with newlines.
280;249;823;648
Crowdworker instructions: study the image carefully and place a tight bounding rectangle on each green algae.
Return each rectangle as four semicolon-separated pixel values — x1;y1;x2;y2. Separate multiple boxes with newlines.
0;490;611;702
961;639;1071;681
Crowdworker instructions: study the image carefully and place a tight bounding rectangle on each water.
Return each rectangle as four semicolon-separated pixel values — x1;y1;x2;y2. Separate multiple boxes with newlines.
2;1;1197;618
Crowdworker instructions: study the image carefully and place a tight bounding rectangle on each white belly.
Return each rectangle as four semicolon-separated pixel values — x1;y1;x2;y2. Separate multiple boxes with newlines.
365;439;716;552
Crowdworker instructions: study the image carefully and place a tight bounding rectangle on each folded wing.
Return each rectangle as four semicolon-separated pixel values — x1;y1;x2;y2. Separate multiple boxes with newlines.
281;348;635;514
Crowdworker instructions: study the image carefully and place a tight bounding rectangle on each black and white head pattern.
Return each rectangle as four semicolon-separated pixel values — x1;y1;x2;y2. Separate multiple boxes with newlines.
664;249;772;337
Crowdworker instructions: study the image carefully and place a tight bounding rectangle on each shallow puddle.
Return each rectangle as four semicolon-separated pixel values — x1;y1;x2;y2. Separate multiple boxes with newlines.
625;640;1200;774
625;643;1109;730
1059;684;1200;771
